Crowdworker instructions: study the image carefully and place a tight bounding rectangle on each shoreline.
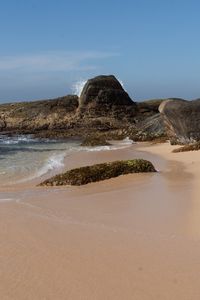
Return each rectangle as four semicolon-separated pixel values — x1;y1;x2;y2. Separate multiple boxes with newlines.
0;141;157;191
1;142;200;299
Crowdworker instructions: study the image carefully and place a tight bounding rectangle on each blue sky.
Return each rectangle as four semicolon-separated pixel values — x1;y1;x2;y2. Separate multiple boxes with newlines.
0;0;200;102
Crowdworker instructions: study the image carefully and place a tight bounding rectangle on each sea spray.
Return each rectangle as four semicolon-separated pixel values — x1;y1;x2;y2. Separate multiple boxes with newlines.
72;79;87;97
36;152;66;177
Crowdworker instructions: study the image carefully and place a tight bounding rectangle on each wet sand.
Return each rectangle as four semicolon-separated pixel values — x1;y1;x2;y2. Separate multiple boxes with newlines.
1;142;200;299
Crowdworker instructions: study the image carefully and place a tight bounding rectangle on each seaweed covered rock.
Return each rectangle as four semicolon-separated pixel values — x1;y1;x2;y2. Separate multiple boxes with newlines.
39;159;156;186
81;135;111;146
172;141;200;153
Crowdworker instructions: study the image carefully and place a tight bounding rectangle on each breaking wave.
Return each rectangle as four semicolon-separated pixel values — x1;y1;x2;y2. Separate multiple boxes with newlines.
17;152;66;183
35;152;65;177
0;135;38;145
72;79;87;97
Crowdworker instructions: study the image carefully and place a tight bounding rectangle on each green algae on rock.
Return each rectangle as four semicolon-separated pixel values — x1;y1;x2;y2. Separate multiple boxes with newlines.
39;159;156;186
172;141;200;153
81;135;111;147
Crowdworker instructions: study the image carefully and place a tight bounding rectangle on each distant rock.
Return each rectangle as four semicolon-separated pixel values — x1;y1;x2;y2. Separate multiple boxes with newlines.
79;75;134;107
159;99;200;144
53;75;138;138
81;135;111;147
39;159;156;186
0;95;79;133
172;141;200;153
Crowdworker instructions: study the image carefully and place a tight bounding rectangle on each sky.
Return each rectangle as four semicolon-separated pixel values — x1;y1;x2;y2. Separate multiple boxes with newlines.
0;0;200;103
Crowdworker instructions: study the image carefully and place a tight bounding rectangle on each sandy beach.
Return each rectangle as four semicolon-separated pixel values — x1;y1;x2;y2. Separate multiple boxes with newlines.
1;142;200;299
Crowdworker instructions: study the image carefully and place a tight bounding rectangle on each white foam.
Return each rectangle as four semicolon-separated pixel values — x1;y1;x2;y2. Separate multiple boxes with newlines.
0;135;37;145
121;137;135;145
84;143;133;152
17;152;66;183
37;153;65;176
85;145;113;152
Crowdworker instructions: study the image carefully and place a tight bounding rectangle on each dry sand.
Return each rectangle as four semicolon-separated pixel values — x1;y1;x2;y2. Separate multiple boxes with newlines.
1;142;200;299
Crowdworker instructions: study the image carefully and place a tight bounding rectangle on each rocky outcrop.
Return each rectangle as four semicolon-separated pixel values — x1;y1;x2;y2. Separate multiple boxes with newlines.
159;99;200;144
0;95;79;133
172;142;200;153
39;159;156;186
78;75;137;122
0;75;167;140
79;75;134;107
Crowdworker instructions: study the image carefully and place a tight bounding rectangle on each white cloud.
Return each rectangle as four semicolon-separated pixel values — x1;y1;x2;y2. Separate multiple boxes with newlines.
0;51;119;72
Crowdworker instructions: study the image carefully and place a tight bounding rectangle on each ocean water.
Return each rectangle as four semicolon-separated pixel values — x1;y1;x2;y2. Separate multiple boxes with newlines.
0;135;134;186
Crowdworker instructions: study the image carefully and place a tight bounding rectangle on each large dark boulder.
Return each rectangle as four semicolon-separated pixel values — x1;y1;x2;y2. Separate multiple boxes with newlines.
77;75;137;130
79;75;136;113
79;75;134;107
159;99;200;144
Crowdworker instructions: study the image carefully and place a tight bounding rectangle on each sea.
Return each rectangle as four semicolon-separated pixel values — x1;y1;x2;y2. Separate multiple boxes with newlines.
0;135;133;186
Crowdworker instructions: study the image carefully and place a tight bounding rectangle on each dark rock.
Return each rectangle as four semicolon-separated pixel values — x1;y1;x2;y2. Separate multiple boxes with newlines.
73;76;138;139
39;159;156;186
137;99;164;115
159;99;200;144
81;135;111;147
172;141;200;153
78;75;137;120
79;75;133;106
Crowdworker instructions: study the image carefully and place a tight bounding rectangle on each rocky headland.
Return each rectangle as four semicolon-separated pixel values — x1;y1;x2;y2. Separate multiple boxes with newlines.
1;74;199;145
0;75;166;141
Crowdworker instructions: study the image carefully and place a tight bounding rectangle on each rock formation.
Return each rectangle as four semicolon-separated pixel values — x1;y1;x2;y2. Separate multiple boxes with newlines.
81;135;111;147
172;141;200;153
159;99;200;144
0;95;79;133
79;75;134;107
39;159;156;186
0;75;166;140
78;75;137;124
